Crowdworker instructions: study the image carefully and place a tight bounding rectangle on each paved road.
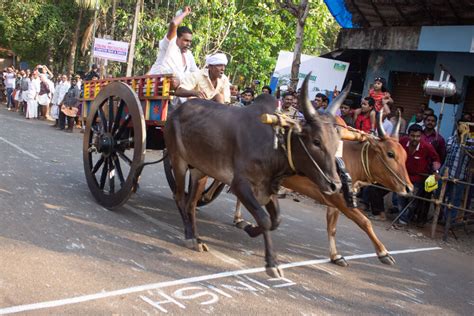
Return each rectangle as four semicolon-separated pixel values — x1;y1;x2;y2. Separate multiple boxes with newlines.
0;107;472;315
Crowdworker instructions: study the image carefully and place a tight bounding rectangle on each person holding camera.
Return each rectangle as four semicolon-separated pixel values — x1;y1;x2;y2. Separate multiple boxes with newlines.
3;67;16;110
58;77;81;132
35;65;53;79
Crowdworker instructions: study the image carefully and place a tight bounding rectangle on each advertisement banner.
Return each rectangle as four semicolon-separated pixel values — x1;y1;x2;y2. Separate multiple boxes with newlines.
93;38;129;63
271;51;350;100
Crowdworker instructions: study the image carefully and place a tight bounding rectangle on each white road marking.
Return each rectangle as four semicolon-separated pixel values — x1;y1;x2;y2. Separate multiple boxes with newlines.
0;247;441;315
0;136;40;160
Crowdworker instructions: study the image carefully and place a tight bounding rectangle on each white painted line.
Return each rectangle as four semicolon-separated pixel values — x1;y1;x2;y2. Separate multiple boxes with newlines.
0;136;40;160
0;246;441;315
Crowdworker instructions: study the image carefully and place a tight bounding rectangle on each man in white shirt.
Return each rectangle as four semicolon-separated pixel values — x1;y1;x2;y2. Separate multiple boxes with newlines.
51;74;71;127
149;6;197;85
26;71;41;119
3;67;16;110
175;53;231;104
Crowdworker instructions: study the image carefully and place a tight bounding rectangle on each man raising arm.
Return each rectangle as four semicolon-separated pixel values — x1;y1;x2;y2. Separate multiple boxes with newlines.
148;6;197;85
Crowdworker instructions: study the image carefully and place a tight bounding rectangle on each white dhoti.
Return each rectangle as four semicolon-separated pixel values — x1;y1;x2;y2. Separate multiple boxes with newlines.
21;92;28;103
50;104;59;119
26;97;38;118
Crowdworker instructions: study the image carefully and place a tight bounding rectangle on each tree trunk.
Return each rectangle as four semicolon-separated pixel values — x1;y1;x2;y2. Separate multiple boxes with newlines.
110;0;117;40
126;0;142;77
67;7;83;75
290;19;305;90
290;2;310;90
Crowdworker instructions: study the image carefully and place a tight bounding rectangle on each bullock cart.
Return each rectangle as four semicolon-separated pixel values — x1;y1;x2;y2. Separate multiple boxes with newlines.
81;75;224;209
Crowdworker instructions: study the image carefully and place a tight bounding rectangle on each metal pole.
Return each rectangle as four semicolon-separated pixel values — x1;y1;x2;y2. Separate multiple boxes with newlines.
387;199;416;230
431;168;449;238
459;172;472;220
367;182;473;212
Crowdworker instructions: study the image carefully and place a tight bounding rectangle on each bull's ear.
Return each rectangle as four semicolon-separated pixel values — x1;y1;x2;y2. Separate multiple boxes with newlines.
366;135;383;153
300;72;318;122
327;81;352;116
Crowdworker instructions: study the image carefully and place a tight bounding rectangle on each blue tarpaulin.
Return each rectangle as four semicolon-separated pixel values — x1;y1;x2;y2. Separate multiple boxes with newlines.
323;0;354;28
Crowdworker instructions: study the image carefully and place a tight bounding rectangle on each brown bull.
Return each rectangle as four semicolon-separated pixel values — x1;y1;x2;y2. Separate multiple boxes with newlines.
234;111;413;266
163;75;348;277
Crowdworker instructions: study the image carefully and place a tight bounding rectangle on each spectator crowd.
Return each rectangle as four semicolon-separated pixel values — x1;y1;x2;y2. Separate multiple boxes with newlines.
1;64;99;132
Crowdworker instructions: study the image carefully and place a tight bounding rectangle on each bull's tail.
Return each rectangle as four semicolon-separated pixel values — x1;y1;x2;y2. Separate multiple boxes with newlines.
165;116;187;159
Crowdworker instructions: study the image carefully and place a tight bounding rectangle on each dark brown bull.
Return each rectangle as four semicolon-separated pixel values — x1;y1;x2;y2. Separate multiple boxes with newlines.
234;111;413;266
163;75;348;277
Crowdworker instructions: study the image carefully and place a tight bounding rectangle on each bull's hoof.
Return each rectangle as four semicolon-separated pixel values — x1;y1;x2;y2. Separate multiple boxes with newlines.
183;239;209;252
330;256;348;267
266;266;284;278
202;195;213;203
198;241;209;252
270;218;281;231
234;219;250;230
378;253;396;265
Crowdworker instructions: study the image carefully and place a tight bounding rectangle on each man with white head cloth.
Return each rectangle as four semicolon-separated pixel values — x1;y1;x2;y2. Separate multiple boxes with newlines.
175;52;231;104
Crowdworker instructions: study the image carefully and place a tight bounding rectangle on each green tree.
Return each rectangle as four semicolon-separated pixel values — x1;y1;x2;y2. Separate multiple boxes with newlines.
277;0;310;90
0;0;339;84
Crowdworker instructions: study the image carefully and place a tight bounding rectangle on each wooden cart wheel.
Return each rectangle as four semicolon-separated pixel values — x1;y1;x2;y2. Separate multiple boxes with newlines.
163;153;225;206
83;82;146;209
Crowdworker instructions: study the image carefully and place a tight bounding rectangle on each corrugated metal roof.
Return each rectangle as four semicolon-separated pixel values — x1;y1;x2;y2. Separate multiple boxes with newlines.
325;0;474;28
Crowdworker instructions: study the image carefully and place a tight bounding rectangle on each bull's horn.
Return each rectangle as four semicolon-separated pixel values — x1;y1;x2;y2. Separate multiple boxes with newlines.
300;72;318;121
327;81;352;116
391;109;401;140
376;109;388;140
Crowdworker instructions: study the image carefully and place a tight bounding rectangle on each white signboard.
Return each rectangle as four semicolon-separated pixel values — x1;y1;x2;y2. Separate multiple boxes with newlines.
272;51;349;99
93;38;129;63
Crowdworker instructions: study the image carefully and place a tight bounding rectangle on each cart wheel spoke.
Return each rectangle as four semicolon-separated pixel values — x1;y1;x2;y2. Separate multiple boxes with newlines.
114;114;131;139
92;156;104;174
99;157;109;190
112;100;125;134
108;97;114;133
98;107;108;131
117;150;132;166
113;154;126;186
109;159;115;194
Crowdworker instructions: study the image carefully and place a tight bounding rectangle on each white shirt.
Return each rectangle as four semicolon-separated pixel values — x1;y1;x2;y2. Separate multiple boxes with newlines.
179;68;231;103
406;121;424;133
52;80;71;105
149;36;197;81
382;118;394;135
47;79;55;97
27;78;41;99
4;72;16;89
